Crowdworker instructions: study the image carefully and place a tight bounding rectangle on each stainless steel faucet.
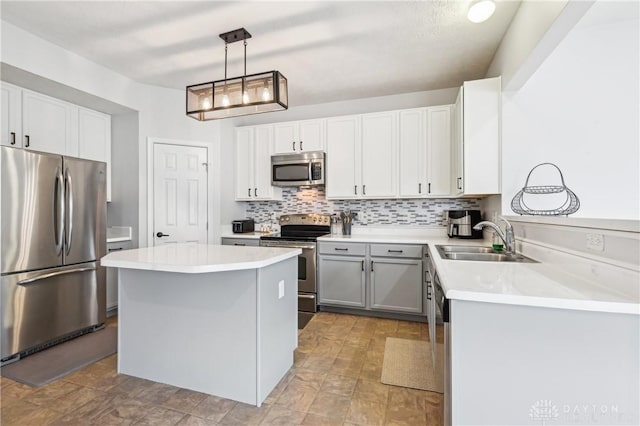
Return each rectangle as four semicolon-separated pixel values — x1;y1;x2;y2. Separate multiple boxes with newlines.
473;216;516;255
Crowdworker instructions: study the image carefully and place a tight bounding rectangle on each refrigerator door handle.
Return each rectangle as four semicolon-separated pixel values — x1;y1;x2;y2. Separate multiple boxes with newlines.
64;168;74;256
17;266;96;285
54;167;65;256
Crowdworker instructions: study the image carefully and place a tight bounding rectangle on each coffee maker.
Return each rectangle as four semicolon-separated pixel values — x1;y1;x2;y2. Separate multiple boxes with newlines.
446;210;483;239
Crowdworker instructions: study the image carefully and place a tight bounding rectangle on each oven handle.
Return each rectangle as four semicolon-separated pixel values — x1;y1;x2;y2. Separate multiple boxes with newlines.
298;294;316;299
260;241;316;250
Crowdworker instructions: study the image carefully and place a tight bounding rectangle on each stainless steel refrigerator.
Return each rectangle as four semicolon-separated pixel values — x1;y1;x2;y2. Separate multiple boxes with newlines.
1;146;107;363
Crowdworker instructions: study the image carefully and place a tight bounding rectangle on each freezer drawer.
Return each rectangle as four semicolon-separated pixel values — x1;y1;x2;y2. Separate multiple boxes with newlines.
0;262;105;360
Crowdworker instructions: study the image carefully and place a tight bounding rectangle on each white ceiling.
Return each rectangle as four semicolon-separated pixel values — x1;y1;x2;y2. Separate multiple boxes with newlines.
1;1;521;106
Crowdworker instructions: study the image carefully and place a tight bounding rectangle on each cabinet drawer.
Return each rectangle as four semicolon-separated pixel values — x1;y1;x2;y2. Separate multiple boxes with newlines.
221;237;260;247
370;243;423;258
318;242;366;256
107;241;133;252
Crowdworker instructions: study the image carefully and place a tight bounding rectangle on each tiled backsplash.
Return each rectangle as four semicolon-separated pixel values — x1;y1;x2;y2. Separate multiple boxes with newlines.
245;187;481;226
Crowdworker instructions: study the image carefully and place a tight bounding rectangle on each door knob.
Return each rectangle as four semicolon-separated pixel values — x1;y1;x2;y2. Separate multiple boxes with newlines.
156;232;170;238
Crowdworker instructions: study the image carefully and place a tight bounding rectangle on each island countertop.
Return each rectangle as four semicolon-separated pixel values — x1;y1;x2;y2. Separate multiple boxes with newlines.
101;243;302;274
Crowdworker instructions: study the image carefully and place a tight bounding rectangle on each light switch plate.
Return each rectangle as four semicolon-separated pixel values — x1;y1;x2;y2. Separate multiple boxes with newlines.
586;233;605;251
278;280;284;299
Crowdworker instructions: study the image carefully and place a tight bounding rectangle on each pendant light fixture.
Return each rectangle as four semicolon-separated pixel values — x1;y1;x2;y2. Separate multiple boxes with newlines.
186;28;288;121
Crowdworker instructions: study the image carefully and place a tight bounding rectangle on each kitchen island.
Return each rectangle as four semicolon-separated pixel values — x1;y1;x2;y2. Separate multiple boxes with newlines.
101;243;301;407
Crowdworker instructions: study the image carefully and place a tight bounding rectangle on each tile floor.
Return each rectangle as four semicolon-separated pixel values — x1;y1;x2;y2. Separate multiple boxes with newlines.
0;312;443;425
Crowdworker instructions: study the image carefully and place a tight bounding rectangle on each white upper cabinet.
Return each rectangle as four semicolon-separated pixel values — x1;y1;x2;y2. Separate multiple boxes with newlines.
426;106;452;196
22;89;78;156
399;108;426;197
1;82;22;147
361;111;397;198
78;107;112;201
452;88;464;195
235;126;282;201
326;112;397;200
398;106;452;198
326;116;360;199
454;76;501;195
273;119;325;154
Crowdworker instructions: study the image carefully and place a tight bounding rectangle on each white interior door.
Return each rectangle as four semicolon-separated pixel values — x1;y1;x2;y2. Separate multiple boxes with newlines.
153;143;208;245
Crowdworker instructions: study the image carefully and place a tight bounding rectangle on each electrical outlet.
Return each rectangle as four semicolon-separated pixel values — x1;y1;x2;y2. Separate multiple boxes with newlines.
278;280;284;299
586;233;605;252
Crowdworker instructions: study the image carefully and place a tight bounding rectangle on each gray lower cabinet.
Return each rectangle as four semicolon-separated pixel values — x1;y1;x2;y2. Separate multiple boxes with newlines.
221;237;260;247
318;255;366;307
106;240;133;312
318;241;425;315
370;257;423;313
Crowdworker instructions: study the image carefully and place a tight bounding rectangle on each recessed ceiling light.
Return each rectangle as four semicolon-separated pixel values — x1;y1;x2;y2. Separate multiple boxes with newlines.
467;0;496;23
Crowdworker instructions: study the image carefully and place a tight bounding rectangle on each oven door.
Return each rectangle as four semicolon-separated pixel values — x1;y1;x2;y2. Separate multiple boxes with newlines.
259;240;316;293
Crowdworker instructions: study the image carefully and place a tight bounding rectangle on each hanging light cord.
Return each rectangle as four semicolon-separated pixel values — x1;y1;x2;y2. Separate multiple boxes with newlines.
224;43;228;83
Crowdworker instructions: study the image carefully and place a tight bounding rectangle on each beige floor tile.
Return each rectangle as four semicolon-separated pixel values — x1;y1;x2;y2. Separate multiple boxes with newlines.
161;388;209;414
50;393;129;424
358;361;383;382
343;335;371;349
306;392;351;420
259;405;306;425
385;405;428;426
337;345;367;361
345;396;387;426
0;381;35;400
25;379;81;406
53;386;107;414
292;369;327;390
136;381;181;405
191;395;237;422
108;376;157;398
353;378;390;404
133;406;186;425
274;380;318;412
301;354;336;373
319;374;358;397
218;402;271;425
301;412;344;426
329;357;363;378
95;398;148;424
176;414;219;425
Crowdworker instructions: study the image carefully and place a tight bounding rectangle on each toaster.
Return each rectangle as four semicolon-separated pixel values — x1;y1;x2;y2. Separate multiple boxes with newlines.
232;219;255;234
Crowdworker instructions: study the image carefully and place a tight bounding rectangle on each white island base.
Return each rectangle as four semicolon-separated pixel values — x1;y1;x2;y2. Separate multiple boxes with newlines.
103;244;300;407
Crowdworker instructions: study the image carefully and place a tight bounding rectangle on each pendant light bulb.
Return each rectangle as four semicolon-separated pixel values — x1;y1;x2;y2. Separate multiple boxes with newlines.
221;93;230;107
467;0;496;23
242;90;250;104
202;98;211;110
262;87;270;101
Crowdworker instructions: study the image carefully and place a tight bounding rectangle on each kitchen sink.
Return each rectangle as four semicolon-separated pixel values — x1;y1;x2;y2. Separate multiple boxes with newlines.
435;245;537;263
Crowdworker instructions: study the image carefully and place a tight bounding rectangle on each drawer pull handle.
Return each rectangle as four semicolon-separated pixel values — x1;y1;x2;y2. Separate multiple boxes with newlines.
334;248;348;251
108;247;124;252
388;249;403;253
233;243;246;246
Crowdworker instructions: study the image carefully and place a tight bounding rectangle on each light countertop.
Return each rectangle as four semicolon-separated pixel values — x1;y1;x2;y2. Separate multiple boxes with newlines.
319;230;639;315
101;243;301;274
221;232;276;240
107;226;132;243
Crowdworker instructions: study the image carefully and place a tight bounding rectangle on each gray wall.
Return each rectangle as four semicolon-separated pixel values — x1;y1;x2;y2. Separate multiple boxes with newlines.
108;112;140;248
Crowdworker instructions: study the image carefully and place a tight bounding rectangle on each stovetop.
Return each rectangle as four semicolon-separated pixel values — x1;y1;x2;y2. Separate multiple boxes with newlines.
260;213;331;242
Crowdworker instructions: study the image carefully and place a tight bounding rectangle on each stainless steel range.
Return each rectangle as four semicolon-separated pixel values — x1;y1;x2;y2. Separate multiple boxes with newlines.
259;213;330;329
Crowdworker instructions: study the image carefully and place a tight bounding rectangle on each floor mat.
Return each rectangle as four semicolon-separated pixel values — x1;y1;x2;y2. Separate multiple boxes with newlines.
1;327;117;387
380;337;443;393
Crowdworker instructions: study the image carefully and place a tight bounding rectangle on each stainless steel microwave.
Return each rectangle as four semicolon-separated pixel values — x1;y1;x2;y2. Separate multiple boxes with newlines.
271;151;325;187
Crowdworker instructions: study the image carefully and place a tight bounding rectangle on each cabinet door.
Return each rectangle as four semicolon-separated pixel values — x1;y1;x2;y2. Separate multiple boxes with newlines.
361;112;397;198
462;77;501;195
398;109;426;197
452;88;464;195
426;106;452;196
78;107;112;201
370;258;423;313
273;122;297;154
22;90;78;155
326;116;360;199
318;255;366;307
106;240;133;311
253;125;275;200
235;128;253;201
221;238;260;247
298;119;324;152
1;82;21;147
